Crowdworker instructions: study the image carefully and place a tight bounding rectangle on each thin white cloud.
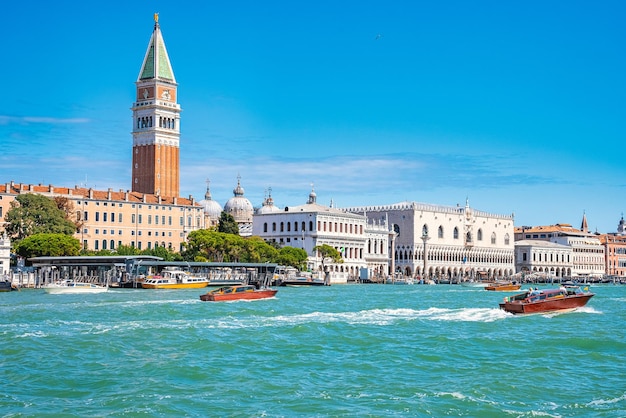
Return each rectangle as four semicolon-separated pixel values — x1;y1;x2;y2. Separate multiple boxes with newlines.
0;115;90;125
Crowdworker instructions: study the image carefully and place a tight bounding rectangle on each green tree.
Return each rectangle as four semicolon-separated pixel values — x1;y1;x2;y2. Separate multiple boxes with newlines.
313;244;343;282
114;244;141;256
14;233;81;259
276;246;308;271
4;194;77;241
144;245;183;261
217;212;239;235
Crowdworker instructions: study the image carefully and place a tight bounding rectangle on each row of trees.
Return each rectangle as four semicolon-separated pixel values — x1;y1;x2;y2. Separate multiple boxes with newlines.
3;194;335;272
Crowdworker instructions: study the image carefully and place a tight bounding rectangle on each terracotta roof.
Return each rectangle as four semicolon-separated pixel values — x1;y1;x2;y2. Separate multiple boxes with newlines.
0;182;198;207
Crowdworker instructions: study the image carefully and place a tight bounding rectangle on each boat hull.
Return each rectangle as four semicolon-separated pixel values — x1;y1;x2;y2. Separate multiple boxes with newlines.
141;282;209;289
499;293;594;314
0;281;18;292
43;283;108;294
485;284;521;291
280;279;326;287
200;285;277;302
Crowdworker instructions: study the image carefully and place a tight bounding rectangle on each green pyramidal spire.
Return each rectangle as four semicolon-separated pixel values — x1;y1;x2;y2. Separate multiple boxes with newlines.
138;13;175;82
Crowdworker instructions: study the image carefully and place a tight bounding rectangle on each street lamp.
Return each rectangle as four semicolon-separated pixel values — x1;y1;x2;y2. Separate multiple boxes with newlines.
421;233;430;281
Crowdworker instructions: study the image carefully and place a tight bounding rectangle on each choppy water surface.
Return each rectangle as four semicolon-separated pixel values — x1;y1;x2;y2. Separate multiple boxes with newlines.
1;284;624;417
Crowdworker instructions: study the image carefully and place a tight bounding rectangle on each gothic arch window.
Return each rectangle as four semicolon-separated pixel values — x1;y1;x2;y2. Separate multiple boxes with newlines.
272;222;276;232
491;232;496;245
422;224;429;237
287;222;291;232
504;233;510;245
466;232;472;243
302;221;306;231
263;223;268;233
438;225;444;239
453;227;459;239
477;229;483;241
294;222;298;232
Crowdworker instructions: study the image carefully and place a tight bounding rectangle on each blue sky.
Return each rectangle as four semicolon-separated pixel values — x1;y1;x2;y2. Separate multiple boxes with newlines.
1;1;624;233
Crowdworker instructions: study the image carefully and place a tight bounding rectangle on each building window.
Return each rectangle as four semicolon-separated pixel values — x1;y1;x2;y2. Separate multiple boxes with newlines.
477;229;483;241
491;233;496;245
438;226;444;239
264;223;268;233
95;212;100;222
103;213;108;222
453;227;459;239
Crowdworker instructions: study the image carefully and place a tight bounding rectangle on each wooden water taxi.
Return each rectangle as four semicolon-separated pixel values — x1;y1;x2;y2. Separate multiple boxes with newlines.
484;282;521;292
499;285;594;315
199;285;277;302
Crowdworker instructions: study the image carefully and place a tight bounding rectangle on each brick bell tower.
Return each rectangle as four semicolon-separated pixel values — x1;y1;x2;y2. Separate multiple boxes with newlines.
131;13;181;197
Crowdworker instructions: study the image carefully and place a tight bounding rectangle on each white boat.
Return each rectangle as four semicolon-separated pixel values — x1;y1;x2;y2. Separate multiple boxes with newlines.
43;280;108;294
385;277;415;285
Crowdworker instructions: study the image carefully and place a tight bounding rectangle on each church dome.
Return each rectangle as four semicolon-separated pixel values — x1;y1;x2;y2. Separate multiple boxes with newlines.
199;180;223;222
256;187;281;214
224;176;253;223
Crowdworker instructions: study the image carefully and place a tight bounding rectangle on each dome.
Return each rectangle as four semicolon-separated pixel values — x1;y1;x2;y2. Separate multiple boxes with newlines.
224;176;254;223
199;180;223;226
256;187;281;214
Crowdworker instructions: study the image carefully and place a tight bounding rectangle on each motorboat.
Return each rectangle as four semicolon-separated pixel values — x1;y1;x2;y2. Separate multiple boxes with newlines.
484;282;521;291
0;279;18;292
43;280;108;294
499;285;594;315
141;268;209;289
279;276;327;287
199;285;277;301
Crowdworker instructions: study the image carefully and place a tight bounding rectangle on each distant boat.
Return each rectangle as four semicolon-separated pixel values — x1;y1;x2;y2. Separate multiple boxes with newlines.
141;267;209;289
0;279;18;292
484;282;521;292
43;280;108;294
499;285;594;315
279;276;326;287
199;285;277;302
385;277;415;285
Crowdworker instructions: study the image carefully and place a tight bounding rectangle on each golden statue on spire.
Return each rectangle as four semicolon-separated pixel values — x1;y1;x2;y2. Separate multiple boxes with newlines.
154;13;159;23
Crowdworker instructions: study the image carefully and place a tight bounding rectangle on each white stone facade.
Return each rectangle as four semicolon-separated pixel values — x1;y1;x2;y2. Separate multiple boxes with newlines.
0;233;10;276
514;239;573;278
252;190;380;280
344;200;515;281
551;235;604;278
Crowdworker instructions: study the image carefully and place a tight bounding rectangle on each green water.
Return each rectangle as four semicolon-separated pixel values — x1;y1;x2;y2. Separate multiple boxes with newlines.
1;284;624;417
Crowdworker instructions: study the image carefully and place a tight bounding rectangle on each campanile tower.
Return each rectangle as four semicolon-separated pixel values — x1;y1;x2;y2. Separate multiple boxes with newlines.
131;13;180;197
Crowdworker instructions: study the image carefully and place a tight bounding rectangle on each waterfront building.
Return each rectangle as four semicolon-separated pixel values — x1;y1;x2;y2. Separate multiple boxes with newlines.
514;239;573;278
597;215;626;279
132;13;181;198
344;199;515;281
0;182;203;252
514;216;605;278
252;188;386;281
0;233;10;276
